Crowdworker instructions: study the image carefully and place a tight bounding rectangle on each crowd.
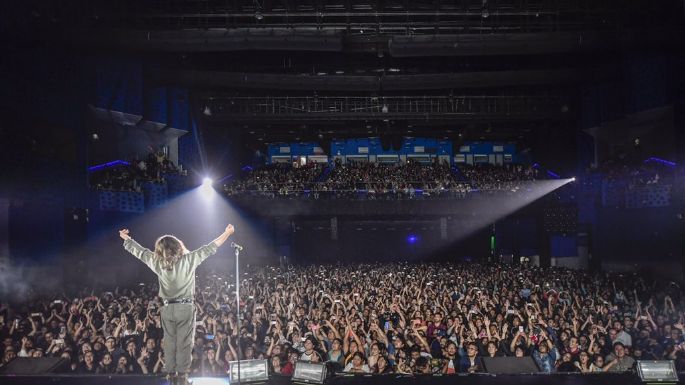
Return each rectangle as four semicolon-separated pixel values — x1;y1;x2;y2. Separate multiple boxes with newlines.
598;155;675;189
224;161;540;199
322;160;467;198
459;164;537;192
223;163;326;198
1;262;684;376
592;157;677;208
90;149;183;192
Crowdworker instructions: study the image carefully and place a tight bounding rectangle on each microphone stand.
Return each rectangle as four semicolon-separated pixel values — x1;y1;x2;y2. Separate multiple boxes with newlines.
234;245;242;385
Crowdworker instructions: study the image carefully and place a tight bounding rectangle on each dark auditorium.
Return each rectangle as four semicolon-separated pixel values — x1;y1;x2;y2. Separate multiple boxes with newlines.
1;2;684;385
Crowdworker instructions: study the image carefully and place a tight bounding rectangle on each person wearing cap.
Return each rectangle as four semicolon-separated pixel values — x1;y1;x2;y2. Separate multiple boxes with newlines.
119;224;235;385
104;336;124;361
603;342;635;372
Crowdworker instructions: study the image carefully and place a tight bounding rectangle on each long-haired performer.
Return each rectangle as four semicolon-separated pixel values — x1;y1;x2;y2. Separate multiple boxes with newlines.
119;225;235;384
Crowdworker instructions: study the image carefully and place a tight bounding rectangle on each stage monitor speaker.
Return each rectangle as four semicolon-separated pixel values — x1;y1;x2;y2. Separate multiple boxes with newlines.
292;361;328;384
228;359;269;383
636;360;678;383
482;356;539;374
0;357;70;374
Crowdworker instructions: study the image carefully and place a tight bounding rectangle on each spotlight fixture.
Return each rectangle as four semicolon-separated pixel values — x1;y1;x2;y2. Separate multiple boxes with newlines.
202;106;212;116
571;177;576;182
254;11;263;20
202;177;213;186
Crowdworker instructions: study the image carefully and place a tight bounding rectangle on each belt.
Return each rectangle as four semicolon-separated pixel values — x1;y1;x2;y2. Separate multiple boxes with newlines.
162;298;193;305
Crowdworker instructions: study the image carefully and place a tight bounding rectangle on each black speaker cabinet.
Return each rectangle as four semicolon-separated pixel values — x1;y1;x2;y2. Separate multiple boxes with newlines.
0;357;70;374
481;356;540;374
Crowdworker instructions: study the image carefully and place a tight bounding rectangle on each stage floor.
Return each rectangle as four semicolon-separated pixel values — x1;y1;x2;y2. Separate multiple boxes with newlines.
0;373;682;385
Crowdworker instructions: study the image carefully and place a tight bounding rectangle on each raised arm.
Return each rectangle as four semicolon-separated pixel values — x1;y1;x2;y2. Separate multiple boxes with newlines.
119;229;156;268
188;224;237;270
510;332;522;353
212;224;235;248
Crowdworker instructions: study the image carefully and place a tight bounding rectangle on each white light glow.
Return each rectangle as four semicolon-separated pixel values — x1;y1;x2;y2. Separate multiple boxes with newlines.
200;177;215;201
189;377;230;385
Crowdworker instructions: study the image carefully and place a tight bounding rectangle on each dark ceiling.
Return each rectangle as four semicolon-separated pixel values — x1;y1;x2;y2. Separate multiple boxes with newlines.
4;0;684;145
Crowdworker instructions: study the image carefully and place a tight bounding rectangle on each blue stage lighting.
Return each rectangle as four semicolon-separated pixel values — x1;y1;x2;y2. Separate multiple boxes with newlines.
407;235;418;244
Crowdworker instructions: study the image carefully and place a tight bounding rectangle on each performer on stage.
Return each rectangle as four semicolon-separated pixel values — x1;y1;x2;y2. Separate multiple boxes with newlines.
119;224;235;385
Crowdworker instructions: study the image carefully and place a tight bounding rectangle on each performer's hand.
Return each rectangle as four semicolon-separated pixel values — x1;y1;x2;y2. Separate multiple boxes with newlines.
212;224;235;247
119;229;131;241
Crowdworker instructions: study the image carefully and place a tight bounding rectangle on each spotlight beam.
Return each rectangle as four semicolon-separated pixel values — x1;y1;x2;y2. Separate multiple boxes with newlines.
431;178;575;254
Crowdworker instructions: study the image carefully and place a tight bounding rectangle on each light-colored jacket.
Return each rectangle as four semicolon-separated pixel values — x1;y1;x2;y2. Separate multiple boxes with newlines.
123;238;217;299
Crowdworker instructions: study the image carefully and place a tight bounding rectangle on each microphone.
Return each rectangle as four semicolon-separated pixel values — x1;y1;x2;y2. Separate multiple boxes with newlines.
230;242;244;251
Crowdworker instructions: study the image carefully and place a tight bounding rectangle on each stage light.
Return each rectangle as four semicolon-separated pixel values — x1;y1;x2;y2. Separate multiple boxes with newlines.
571;177;576;182
407;235;418;244
199;177;215;201
636;360;678;382
189;377;230;385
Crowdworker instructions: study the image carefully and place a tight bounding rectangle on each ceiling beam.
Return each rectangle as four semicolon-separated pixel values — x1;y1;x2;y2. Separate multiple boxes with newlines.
149;67;611;91
54;27;683;55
